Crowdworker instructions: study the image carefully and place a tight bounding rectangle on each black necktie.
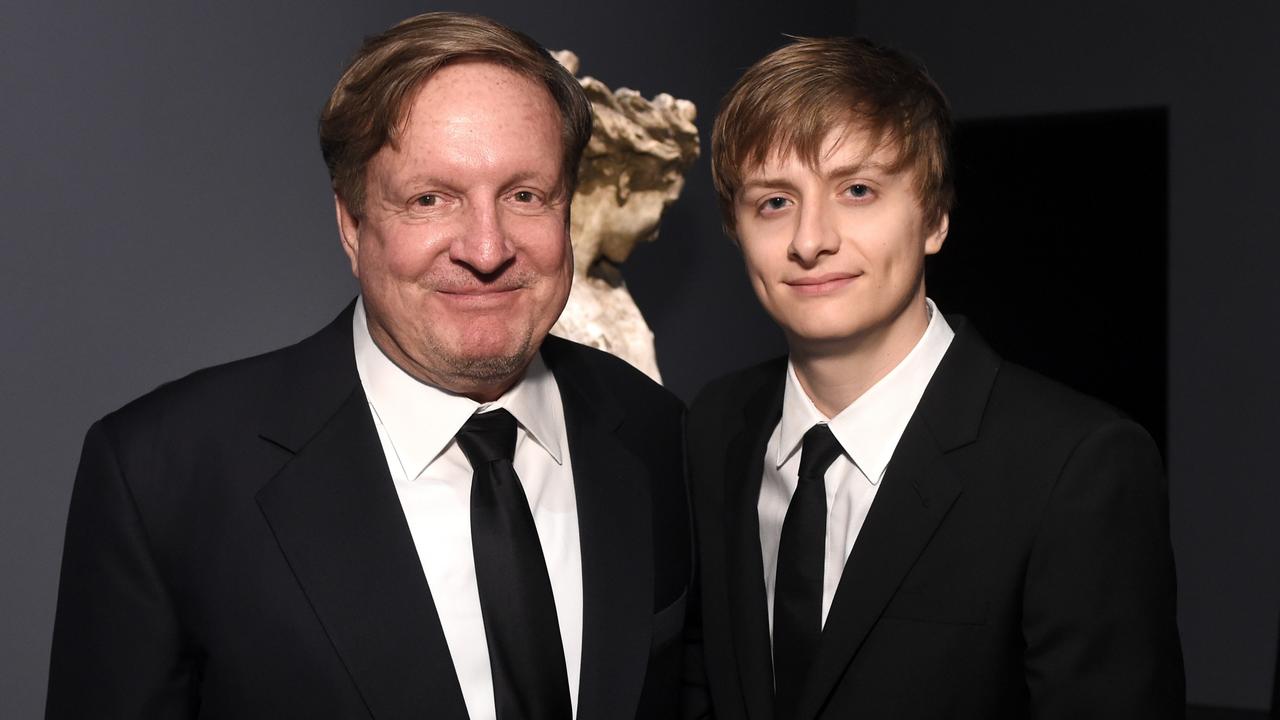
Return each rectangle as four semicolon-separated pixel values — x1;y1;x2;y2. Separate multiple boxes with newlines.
772;423;843;720
456;409;572;720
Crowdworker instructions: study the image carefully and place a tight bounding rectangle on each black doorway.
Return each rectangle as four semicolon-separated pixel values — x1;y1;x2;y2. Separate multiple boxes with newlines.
929;107;1168;452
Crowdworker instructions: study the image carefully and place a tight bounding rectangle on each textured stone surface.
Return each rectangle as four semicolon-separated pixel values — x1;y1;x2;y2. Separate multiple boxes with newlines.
549;51;700;383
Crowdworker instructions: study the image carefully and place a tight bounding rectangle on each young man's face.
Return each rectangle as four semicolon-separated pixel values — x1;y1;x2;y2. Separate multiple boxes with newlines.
733;123;948;356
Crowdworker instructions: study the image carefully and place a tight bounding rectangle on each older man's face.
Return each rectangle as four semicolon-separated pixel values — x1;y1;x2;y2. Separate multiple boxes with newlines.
337;61;572;400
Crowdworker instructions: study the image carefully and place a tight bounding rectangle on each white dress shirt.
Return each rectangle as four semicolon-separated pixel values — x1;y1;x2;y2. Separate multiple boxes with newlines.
759;299;955;634
353;299;582;720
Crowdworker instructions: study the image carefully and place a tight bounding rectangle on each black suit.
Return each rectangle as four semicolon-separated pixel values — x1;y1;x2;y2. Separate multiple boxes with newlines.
687;318;1184;719
47;303;691;719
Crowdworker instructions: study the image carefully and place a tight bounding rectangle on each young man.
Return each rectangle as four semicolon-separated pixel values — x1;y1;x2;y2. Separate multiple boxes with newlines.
687;37;1184;718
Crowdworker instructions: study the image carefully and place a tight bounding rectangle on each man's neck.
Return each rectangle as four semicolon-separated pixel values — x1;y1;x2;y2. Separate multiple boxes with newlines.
789;298;932;418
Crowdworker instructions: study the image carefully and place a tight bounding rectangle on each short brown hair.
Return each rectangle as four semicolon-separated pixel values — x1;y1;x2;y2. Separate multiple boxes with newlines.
712;36;953;237
319;12;593;217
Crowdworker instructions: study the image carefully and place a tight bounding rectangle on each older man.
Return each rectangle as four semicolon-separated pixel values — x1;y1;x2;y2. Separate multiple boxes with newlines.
47;13;690;720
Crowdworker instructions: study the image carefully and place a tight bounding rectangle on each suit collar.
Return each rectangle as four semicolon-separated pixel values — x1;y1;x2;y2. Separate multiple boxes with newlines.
792;317;1000;719
539;336;651;720
255;300;363;455
777;304;956;485
538;335;625;430
256;349;469;719
915;316;1000;452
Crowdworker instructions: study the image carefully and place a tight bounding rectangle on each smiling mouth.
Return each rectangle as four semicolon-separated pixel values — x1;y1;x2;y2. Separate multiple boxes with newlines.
786;273;859;296
436;286;524;308
439;287;520;295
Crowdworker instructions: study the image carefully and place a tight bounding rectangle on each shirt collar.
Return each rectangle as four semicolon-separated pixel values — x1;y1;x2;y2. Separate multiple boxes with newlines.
353;298;565;481
777;298;955;484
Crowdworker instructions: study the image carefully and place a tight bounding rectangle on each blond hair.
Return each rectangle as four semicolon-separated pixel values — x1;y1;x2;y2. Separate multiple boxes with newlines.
712;36;953;237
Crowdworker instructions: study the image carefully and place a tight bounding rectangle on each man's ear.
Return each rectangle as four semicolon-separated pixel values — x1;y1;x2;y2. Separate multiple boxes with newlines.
335;195;360;277
925;212;949;255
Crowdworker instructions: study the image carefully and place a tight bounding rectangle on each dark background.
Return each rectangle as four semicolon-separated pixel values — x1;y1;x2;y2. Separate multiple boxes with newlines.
935;108;1169;454
3;1;1276;716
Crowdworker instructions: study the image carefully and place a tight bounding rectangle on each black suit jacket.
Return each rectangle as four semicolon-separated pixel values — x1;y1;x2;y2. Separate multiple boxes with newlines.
687;319;1184;719
47;303;692;719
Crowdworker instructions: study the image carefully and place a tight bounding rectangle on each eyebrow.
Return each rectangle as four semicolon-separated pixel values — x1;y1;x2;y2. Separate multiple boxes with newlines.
390;169;559;193
738;177;799;196
822;160;894;180
738;160;895;197
502;170;560;189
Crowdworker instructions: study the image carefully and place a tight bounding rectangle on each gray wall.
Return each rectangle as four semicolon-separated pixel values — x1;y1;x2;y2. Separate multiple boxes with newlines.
5;0;1275;716
856;1;1280;710
0;1;848;716
0;3;396;714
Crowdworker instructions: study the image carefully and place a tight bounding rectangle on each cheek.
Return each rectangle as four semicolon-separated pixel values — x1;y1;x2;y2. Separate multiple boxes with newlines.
858;218;918;269
741;253;781;311
370;226;447;278
522;224;572;275
740;236;782;285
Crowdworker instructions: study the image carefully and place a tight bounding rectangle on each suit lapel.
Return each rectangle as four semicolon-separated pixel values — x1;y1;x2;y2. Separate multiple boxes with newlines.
542;339;652;720
793;422;961;719
793;319;999;719
255;304;467;720
725;369;785;720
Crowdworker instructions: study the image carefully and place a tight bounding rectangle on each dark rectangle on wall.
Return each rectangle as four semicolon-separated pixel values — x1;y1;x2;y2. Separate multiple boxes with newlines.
928;107;1168;453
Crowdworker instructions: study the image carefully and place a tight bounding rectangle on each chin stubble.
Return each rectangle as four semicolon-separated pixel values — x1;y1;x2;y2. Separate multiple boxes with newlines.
431;326;535;386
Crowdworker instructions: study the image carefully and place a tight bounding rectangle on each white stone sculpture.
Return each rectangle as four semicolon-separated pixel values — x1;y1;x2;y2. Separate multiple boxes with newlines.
550;51;700;383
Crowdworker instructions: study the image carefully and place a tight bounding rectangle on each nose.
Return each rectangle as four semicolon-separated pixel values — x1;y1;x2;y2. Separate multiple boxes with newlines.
787;201;839;267
449;198;515;275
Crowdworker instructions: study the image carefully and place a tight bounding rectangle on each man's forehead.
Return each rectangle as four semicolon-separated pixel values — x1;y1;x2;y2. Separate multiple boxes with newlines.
742;127;905;181
385;60;559;143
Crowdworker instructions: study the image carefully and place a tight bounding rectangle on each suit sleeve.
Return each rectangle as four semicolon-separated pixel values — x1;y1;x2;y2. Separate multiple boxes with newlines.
1021;418;1185;718
46;420;196;719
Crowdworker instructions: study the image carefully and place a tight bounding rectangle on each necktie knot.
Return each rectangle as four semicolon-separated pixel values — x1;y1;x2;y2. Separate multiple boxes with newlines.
456;409;518;467
797;423;842;482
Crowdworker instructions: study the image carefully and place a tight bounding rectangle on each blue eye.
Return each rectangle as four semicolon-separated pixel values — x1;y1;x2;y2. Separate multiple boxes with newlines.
847;184;871;198
764;196;789;210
